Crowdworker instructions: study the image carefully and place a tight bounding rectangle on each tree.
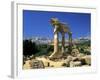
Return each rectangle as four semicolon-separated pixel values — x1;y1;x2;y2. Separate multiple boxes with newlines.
23;40;38;56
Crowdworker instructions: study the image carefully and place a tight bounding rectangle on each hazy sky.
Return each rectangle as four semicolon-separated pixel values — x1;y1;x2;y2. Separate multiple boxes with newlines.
23;10;91;39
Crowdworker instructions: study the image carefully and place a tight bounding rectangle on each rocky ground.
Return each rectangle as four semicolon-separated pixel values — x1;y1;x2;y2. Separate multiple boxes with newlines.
23;53;91;69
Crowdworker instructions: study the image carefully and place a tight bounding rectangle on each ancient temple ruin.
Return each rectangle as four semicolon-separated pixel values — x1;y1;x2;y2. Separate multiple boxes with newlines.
49;18;72;58
23;17;91;69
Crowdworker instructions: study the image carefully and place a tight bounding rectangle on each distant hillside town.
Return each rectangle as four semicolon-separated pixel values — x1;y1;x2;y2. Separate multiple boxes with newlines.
24;36;90;45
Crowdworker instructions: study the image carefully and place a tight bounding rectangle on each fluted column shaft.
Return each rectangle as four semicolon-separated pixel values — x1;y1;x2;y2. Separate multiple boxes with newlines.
61;33;65;53
54;25;59;53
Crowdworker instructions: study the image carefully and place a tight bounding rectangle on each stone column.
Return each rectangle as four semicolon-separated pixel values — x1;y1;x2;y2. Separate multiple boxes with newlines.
68;32;72;54
54;26;59;53
61;32;65;54
69;32;72;46
49;25;59;58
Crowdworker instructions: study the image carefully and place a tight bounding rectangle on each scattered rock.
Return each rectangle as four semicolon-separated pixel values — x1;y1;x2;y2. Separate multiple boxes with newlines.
81;55;91;65
23;60;31;69
70;61;82;67
71;48;79;57
31;60;45;69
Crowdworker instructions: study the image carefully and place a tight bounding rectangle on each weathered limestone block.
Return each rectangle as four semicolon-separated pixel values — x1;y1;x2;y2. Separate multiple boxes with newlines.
63;59;71;67
61;55;73;67
71;48;80;57
70;61;82;67
23;60;31;69
77;53;85;58
30;59;45;69
36;57;50;67
67;55;73;61
81;55;91;65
